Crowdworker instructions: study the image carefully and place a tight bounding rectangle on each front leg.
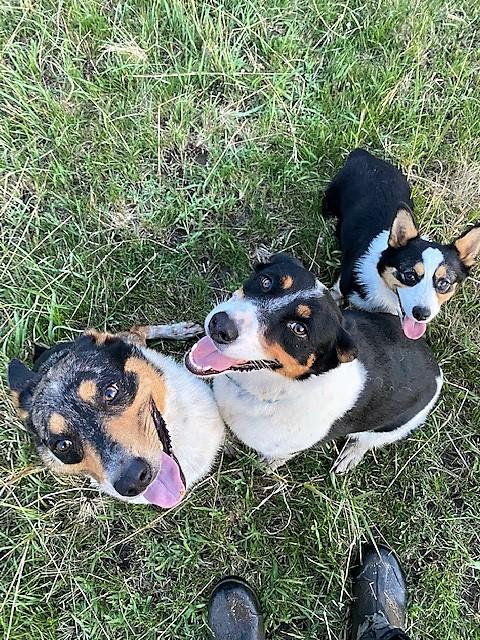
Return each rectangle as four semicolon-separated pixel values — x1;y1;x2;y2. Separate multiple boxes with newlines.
260;452;298;472
331;438;369;474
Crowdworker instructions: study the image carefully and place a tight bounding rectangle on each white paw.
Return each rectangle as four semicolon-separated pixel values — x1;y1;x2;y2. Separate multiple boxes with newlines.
331;440;368;474
260;455;290;473
222;439;240;459
330;278;344;306
146;321;204;340
168;321;204;339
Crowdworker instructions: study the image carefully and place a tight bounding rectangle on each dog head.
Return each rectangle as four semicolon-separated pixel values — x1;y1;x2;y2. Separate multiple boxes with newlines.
378;207;480;339
185;253;358;380
8;329;187;508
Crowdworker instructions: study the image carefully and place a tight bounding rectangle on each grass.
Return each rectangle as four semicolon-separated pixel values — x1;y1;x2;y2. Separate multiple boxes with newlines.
1;0;479;638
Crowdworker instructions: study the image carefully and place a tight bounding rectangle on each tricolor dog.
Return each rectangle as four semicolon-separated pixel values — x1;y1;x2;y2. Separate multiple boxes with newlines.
8;323;224;508
323;149;480;339
185;253;442;473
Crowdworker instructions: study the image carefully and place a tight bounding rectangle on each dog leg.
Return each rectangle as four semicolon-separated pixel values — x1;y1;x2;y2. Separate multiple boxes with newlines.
132;322;204;342
261;453;297;472
223;435;242;460
331;438;369;474
330;277;344;306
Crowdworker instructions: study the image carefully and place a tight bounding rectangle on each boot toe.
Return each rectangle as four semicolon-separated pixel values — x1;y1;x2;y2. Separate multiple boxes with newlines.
208;577;265;640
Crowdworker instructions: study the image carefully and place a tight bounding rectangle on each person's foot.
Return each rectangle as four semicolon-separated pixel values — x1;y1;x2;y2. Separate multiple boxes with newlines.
351;545;409;640
208;577;265;640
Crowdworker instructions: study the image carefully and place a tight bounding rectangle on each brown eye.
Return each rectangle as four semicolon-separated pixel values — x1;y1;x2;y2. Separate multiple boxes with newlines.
54;439;72;453
260;276;273;291
436;277;451;293
288;321;307;337
402;270;417;285
104;384;119;401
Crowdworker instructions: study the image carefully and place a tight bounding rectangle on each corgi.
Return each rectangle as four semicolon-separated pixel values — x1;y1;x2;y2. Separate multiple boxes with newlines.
323;149;480;339
185;253;442;473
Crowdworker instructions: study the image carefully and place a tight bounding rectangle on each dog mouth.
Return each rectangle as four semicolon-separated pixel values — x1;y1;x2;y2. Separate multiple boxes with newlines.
395;295;427;340
141;401;186;508
401;315;427;340
185;336;279;377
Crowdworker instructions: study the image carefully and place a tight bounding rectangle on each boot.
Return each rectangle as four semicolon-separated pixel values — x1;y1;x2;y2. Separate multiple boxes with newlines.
208;577;265;640
351;545;410;640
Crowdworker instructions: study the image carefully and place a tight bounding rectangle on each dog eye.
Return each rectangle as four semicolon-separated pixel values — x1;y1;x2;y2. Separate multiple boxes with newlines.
104;384;119;401
54;438;73;453
288;321;308;337
403;270;417;285
260;276;273;291
436;277;451;293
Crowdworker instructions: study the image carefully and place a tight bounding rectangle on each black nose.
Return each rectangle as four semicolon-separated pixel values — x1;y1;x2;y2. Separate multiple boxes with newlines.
113;457;152;497
412;306;430;321
208;311;239;344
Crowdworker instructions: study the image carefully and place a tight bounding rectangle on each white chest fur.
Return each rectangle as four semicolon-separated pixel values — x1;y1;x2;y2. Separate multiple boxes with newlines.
213;361;366;459
351;230;399;314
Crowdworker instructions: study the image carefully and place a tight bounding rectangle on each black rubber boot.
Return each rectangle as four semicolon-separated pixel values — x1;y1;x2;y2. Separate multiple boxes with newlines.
208;577;265;640
351;545;410;640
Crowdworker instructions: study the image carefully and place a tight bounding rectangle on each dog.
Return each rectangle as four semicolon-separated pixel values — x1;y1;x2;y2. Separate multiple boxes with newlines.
184;253;442;473
8;322;224;507
322;149;480;339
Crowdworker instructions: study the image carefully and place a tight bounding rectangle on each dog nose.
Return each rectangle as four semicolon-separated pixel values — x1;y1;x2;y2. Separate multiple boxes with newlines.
208;311;239;344
114;457;152;497
412;306;430;321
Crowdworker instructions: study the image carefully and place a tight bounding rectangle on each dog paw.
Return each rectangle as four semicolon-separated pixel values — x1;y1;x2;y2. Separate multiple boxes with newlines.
260;455;290;473
329;278;344;306
144;321;204;341
331;441;368;474
167;321;204;339
222;439;241;460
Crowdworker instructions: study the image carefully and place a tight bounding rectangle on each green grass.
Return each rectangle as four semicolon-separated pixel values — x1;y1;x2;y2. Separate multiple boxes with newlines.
1;1;480;638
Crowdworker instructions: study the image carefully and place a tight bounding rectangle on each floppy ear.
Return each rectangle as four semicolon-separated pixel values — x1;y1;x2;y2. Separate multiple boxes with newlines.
388;206;419;248
336;319;358;364
8;359;37;416
453;225;480;268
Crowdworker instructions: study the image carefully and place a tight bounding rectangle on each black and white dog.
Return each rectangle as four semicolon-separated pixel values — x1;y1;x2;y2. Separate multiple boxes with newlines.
323;149;480;339
185;253;442;473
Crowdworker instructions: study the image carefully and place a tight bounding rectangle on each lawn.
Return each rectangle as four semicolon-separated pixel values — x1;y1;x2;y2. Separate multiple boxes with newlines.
1;1;479;638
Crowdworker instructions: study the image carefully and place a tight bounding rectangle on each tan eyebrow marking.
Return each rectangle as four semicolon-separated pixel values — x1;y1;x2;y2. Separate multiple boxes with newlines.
414;262;425;276
281;275;293;289
434;264;447;279
49;413;66;434
297;304;311;318
78;380;97;402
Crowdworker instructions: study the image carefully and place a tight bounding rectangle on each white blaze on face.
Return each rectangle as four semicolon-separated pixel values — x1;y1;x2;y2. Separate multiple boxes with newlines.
204;297;268;361
203;283;327;362
398;247;444;323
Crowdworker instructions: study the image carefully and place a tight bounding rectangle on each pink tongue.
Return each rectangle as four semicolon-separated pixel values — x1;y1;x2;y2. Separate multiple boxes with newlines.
402;316;427;340
190;336;245;372
143;452;185;508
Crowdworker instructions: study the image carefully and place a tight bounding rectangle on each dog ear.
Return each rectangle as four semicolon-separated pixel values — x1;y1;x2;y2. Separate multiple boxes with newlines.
8;359;37;416
388;206;419;248
33;343;48;362
336;318;358;363
453;225;480;268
